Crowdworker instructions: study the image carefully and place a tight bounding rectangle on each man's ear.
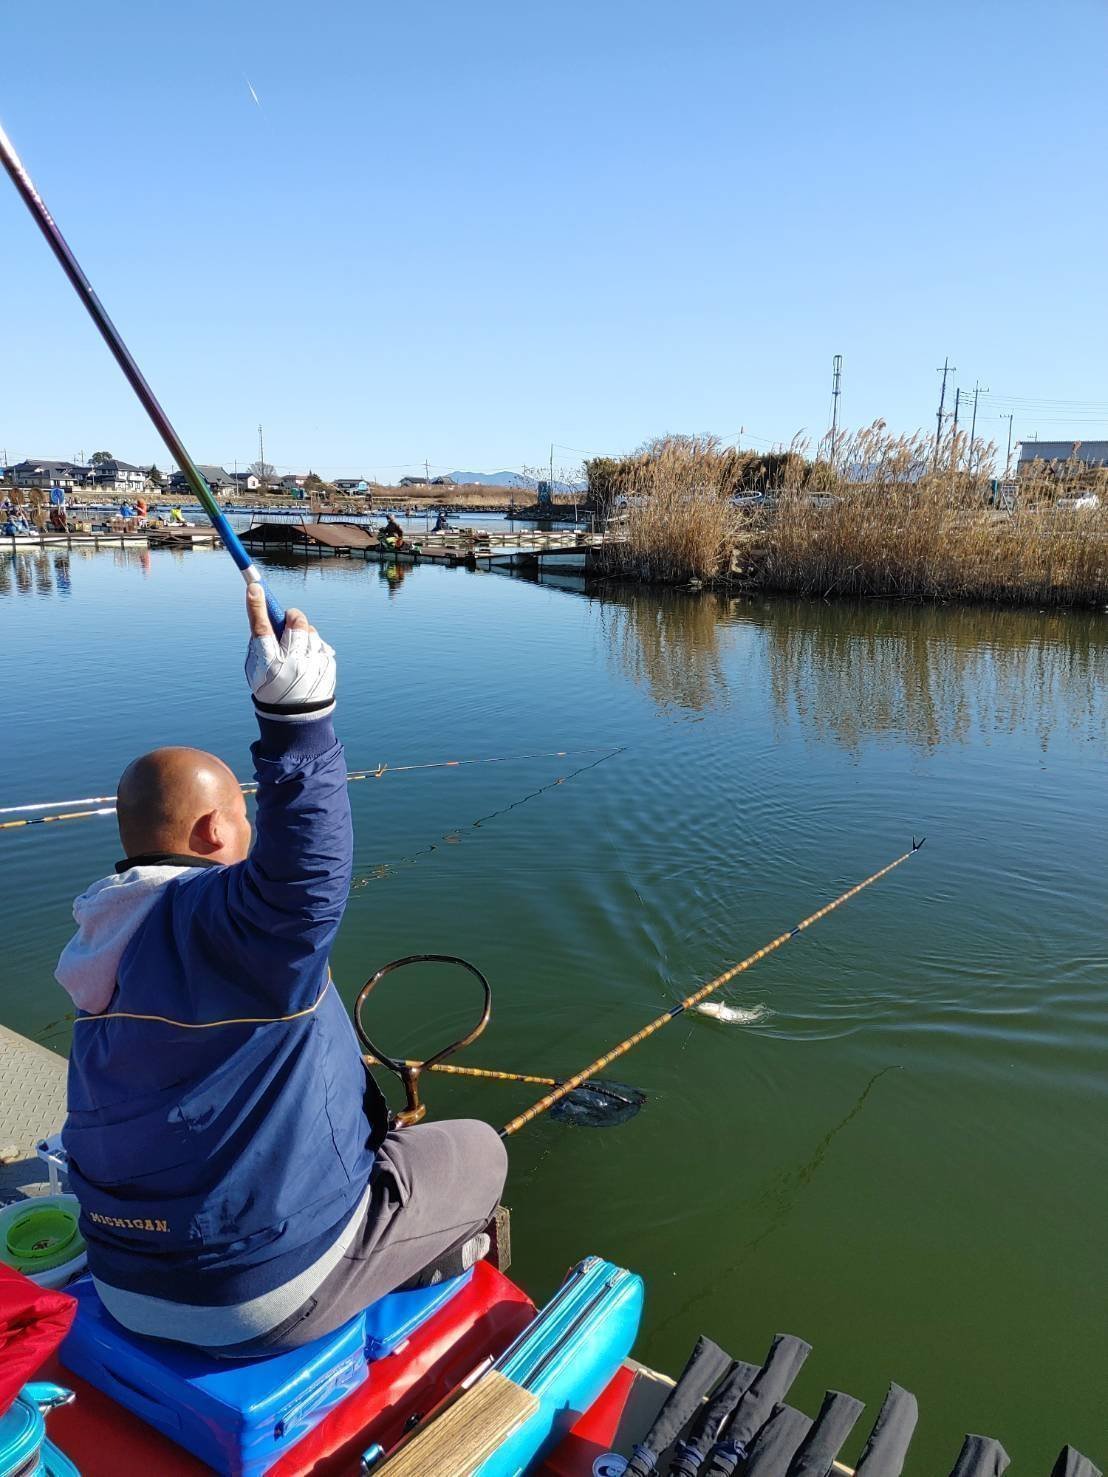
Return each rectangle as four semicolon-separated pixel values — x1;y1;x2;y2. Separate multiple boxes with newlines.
189;809;222;855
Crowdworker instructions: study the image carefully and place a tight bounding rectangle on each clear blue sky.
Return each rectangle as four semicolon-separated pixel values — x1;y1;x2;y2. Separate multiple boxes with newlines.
2;0;1106;479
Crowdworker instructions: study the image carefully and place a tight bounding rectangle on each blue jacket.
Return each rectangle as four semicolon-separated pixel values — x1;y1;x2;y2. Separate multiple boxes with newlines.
60;714;388;1328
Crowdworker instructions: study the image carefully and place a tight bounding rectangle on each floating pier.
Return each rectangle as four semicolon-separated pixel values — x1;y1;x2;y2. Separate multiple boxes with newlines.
4;529;219;553
239;521;615;575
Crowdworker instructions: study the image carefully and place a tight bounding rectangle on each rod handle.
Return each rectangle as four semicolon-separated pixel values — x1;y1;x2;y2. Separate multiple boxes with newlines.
262;583;287;640
240;566;286;639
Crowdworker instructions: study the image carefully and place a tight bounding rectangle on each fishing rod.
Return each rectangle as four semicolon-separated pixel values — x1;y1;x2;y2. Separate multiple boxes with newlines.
0;120;285;635
498;839;926;1138
0;747;620;831
353;841;926;1135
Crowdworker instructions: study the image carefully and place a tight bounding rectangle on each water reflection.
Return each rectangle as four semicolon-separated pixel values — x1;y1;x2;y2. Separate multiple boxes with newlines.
596;588;732;714
0;546;198;602
596;583;1108;752
761;598;1108;752
378;562;409;597
0;551;75;600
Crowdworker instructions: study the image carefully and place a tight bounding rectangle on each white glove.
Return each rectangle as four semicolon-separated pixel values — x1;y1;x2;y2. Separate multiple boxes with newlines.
245;587;336;723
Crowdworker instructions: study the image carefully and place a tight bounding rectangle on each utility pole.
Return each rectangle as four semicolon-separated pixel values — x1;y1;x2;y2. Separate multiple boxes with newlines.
934;357;955;469
258;424;265;477
424;459;430;484
829;353;843;464
1002;413;1014;478
968;381;988;474
549;442;554;493
950;387;963;478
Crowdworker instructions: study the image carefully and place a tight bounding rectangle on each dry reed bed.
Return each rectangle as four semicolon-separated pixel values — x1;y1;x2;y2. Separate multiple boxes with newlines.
594;428;1108;606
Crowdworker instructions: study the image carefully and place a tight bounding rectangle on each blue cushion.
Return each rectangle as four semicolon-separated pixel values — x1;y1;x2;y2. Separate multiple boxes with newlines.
59;1271;471;1477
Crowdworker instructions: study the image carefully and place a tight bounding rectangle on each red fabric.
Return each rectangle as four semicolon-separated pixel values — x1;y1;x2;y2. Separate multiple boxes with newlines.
0;1264;77;1415
40;1261;535;1477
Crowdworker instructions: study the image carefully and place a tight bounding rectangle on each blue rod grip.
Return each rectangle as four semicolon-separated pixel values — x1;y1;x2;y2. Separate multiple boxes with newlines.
262;583;287;638
206;505;286;637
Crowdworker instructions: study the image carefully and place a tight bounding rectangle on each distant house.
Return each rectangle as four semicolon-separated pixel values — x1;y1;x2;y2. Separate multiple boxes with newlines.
333;478;368;494
10;459;87;492
90;459;149;495
399;475;428;488
1018;440;1108;472
169;464;236;496
431;476;456;487
229;472;261;492
279;474;308;493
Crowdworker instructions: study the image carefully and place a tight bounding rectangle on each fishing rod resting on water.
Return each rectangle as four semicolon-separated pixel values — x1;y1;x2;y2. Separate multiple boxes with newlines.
355;839;926;1135
0;747;622;832
0;120;286;635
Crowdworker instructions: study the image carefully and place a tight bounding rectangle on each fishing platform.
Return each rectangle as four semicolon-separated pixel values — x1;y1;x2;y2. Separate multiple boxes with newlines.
238;521;614;575
3;529;219;553
0;1024;66;1201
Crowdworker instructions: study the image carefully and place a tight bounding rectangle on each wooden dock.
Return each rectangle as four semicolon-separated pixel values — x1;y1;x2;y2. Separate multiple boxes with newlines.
3;521;617;575
4;529;219;553
239;521;616;575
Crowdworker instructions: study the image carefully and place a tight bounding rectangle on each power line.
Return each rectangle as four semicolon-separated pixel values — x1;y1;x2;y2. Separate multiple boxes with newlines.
980;392;1108;409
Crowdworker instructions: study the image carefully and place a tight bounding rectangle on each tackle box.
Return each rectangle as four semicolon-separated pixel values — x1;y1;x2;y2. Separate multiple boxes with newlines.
58;1270;470;1477
472;1255;644;1477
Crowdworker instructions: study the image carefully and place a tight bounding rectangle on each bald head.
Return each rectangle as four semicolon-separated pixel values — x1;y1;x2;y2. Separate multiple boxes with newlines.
117;747;251;864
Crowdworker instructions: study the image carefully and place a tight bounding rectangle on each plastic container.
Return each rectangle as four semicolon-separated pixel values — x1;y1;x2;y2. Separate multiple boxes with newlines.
60;1270;471;1477
0;1196;86;1290
472;1256;644;1477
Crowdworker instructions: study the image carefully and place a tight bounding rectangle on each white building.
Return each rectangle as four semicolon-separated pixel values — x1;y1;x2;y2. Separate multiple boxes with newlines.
91;459;149;495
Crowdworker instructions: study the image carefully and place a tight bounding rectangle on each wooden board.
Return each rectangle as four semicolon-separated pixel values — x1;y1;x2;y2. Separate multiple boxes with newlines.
376;1370;538;1477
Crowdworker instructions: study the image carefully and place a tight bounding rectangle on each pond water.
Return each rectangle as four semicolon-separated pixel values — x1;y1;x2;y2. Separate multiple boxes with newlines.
2;545;1104;1470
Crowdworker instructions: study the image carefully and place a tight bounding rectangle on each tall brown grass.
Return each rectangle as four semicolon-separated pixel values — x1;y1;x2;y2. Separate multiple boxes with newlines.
595;435;744;583
597;423;1108;606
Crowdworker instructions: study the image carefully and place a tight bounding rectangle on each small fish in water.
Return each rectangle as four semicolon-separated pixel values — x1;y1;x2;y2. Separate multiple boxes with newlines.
694;1001;768;1026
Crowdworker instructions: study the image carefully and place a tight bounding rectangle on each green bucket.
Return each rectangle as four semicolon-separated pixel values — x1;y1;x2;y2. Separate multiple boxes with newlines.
1;1200;84;1275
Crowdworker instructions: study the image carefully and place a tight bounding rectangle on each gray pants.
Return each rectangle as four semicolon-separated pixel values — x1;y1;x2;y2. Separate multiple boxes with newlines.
218;1118;507;1356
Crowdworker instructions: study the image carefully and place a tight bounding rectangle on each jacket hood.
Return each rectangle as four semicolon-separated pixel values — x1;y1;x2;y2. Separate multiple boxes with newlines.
55;866;194;1013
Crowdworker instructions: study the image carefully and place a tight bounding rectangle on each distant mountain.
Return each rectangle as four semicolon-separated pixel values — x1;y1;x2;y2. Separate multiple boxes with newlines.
447;470;536;489
447;470;586;494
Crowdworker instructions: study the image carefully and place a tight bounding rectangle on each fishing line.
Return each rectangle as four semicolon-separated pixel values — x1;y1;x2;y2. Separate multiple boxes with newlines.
349;747;624;883
652;1066;903;1338
0;747;622;831
498;840;926;1138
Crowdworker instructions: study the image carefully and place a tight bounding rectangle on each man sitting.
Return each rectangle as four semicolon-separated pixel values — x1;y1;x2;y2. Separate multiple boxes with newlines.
56;586;507;1356
378;514;405;550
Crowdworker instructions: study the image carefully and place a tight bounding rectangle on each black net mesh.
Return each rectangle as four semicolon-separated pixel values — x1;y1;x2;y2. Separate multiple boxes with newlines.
549;1079;646;1128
